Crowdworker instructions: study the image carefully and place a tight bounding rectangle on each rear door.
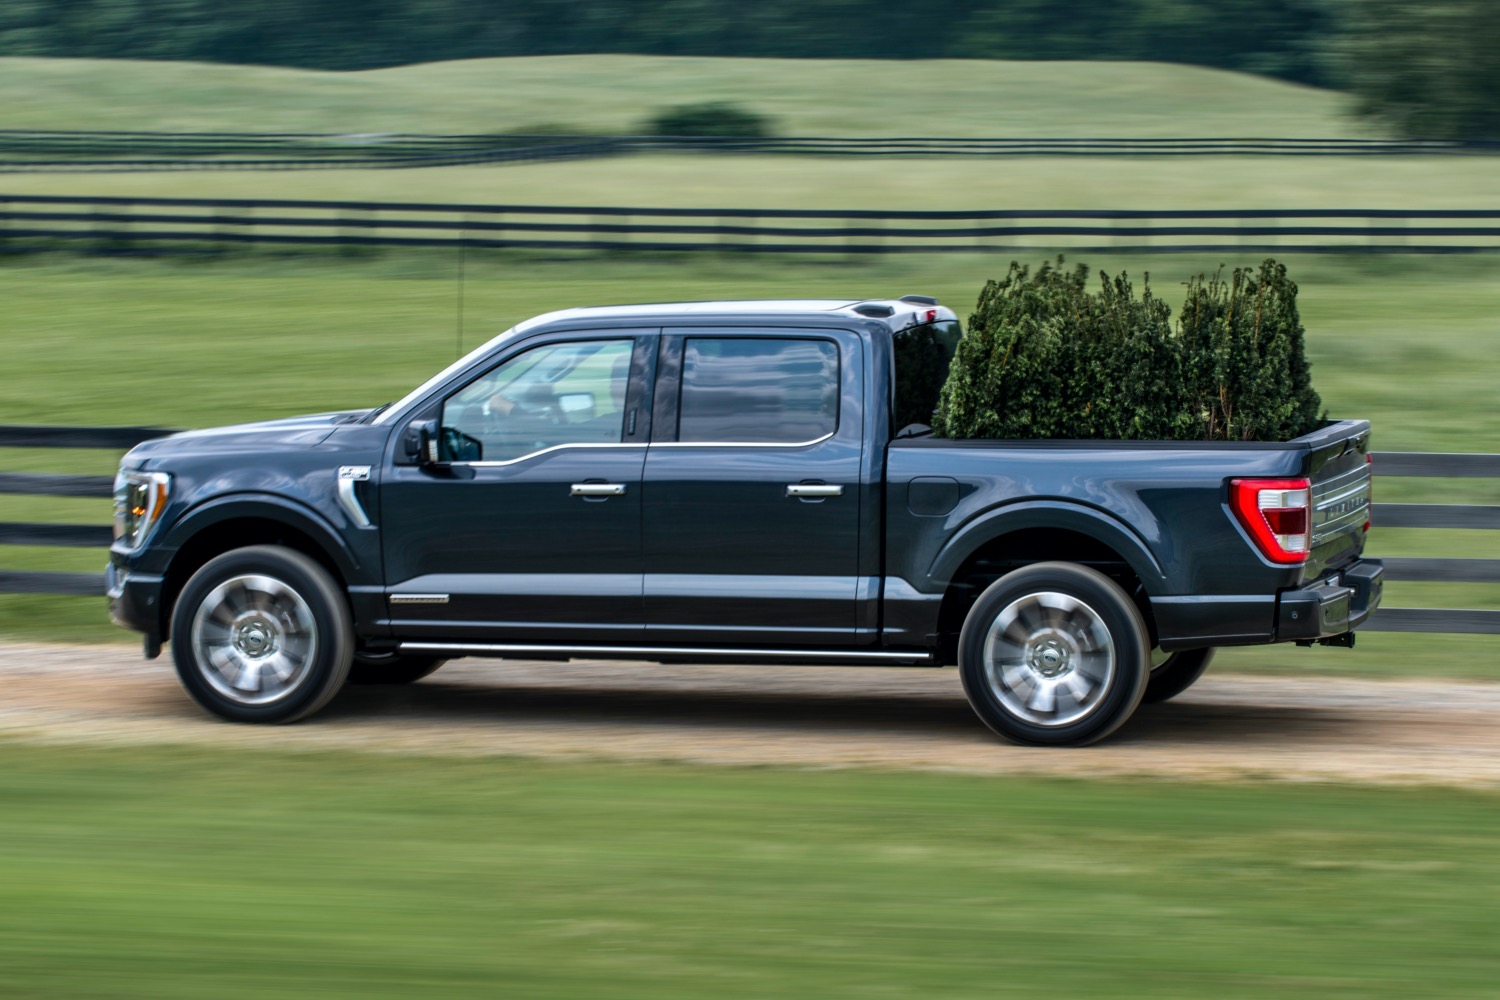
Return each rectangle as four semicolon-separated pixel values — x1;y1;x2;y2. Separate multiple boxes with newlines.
641;328;866;645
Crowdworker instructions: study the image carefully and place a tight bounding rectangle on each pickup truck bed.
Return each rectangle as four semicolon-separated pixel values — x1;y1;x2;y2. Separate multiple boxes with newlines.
883;420;1378;654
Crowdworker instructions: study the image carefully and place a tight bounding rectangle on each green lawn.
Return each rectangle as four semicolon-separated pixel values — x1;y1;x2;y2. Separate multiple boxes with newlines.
7;154;1498;222
0;55;1370;137
1;741;1497;999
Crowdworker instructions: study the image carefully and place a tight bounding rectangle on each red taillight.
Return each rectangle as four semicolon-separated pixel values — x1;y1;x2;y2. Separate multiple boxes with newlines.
923;308;938;324
1230;478;1311;564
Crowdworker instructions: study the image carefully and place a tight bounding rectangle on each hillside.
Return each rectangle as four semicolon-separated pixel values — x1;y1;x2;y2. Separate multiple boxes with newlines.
0;55;1367;137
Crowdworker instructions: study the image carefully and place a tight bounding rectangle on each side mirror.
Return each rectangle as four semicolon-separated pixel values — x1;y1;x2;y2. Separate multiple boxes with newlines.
403;419;440;465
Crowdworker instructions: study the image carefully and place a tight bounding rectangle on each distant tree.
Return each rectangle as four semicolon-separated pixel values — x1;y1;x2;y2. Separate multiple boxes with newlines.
0;0;1348;89
645;102;773;138
1345;0;1500;138
949;0;1341;87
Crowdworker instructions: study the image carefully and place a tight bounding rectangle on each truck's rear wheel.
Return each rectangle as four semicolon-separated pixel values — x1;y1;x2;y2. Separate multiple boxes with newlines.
1143;647;1215;704
958;562;1150;746
170;545;353;724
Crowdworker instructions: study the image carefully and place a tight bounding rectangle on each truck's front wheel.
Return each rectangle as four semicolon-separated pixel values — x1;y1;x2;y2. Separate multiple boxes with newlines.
958;562;1150;746
170;545;353;724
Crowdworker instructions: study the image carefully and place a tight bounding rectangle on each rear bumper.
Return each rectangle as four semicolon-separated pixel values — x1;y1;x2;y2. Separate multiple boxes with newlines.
1275;558;1384;642
1152;557;1383;650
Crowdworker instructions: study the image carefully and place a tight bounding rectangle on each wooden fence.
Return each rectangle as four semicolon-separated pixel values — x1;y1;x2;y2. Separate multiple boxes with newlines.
6;194;1500;254
1;425;1495;635
3;131;1499;172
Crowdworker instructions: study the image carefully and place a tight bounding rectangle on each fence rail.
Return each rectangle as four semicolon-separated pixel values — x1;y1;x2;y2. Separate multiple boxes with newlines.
4;131;1500;172
1;427;1495;635
7;194;1500;255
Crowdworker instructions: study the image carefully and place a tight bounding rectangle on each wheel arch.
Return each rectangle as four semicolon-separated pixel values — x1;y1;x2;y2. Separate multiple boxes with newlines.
157;495;359;637
927;502;1167;660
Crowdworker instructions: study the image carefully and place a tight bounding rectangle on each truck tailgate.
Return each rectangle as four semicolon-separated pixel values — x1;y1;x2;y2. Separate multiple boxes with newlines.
1302;421;1373;583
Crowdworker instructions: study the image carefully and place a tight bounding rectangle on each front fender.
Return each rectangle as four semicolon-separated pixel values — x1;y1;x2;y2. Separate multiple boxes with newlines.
161;493;362;580
926;499;1168;594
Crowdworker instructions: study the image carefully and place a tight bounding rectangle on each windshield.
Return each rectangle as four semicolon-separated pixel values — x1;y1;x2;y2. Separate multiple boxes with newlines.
371;326;521;424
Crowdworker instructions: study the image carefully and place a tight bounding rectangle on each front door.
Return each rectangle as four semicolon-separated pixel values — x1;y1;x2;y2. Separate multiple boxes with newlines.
642;329;865;645
380;334;652;641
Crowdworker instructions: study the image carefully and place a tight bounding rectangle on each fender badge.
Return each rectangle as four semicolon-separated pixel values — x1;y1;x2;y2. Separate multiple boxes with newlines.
339;465;371;481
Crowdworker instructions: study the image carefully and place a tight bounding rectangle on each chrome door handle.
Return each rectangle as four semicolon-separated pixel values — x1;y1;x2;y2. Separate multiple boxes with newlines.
571;483;627;497
786;484;843;498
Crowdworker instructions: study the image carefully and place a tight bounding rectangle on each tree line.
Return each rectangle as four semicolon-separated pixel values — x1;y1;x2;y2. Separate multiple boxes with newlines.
2;0;1495;138
0;0;1339;82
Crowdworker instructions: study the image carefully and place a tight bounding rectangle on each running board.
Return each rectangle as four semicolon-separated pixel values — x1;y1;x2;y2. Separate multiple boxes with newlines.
398;641;935;665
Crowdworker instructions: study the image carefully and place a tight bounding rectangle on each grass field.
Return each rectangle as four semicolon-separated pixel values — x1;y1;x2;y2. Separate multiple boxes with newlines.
0;55;1371;137
7;154;1499;217
2;741;1498;998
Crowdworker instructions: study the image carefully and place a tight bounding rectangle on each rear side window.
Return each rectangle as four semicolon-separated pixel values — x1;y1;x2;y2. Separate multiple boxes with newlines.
678;337;839;443
891;320;962;432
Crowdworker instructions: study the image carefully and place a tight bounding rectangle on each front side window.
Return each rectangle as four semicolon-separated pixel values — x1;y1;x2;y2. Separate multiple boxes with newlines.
441;339;634;461
678;337;839;444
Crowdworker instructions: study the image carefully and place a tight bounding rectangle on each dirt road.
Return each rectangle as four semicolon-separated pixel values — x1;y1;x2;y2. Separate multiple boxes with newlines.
2;641;1497;785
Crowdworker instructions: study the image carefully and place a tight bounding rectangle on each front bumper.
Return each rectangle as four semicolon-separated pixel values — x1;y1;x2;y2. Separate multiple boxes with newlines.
106;559;167;651
1276;558;1384;642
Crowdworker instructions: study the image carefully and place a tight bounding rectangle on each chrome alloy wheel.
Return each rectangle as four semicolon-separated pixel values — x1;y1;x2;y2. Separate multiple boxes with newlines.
190;574;319;706
981;591;1117;727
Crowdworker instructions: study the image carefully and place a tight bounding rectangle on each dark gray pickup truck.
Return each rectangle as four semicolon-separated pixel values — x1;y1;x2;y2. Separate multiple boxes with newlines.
109;296;1381;745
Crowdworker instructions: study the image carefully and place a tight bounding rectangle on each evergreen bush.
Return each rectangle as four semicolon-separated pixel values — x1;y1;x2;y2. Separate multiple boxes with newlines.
644;102;774;138
932;257;1322;442
1177;260;1322;441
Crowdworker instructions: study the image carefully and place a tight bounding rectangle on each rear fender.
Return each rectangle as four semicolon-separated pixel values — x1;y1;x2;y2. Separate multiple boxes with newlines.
926;500;1167;594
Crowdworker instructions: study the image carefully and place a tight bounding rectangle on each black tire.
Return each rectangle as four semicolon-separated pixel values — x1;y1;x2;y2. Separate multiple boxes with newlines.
1142;647;1215;704
958;561;1150;746
169;545;353;724
348;653;447;685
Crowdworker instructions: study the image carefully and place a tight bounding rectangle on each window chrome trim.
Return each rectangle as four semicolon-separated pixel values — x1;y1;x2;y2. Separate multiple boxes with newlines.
444;433;837;466
650;431;837;449
448;441;647;468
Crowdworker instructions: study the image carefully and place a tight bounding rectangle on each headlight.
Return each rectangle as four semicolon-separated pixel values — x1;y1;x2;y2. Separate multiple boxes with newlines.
113;470;171;551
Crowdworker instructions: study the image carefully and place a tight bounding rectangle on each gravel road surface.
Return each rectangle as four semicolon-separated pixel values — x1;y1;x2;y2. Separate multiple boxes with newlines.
3;642;1497;785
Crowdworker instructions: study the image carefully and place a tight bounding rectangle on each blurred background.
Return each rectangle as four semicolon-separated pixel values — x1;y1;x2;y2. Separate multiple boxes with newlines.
2;2;1499;996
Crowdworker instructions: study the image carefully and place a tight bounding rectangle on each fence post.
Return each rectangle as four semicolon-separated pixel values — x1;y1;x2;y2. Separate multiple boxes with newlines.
339;207;356;257
213;201;230;258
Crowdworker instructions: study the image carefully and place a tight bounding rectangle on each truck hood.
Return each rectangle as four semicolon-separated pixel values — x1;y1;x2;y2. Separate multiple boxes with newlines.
122;410;374;465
